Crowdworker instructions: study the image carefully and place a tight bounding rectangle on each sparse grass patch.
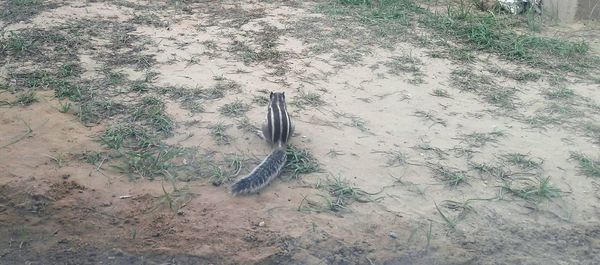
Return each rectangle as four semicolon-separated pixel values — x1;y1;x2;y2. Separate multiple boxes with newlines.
373;149;418;167
450;69;517;109
237;117;259;135
292;91;325;108
207;164;228;186
434;200;474;229
414;110;447;127
513;71;541;82
12;0;40;6
426;162;469;187
158;85;206;113
228;39;284;65
413;143;448;160
1;0;56;24
383;54;424;83
54;80;85;101
431;89;451;98
129;13;168;27
181;99;205;113
458;130;505;148
501;153;542;170
114;147;184;180
219;100;250;117
131;80;150;93
155;181;191;213
323;0;599;73
1;27;85;62
545;85;575;100
78;150;106;165
421;5;595;72
252;94;270;105
78;99;126;125
523;114;561;130
450;69;489;91
209;122;232;145
10;69;54;89
316;175;381;212
483;87;516;109
448;47;475;62
333;112;373;135
500;176;563;203
204;80;240;99
470;161;512;179
44;152;67;168
381;149;409;167
523;101;584;130
101;123;158;150
208;154;243;186
570;152;600;178
203;85;226;100
544;102;582;118
15;90;38;106
58;101;71;113
333;50;367;64
105;70;127;86
59;62;80;78
131;96;174;134
284;145;320;177
1;31;33;54
583;122;600;144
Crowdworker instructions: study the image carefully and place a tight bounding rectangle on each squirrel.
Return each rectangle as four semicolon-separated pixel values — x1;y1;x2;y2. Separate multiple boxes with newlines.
231;92;293;195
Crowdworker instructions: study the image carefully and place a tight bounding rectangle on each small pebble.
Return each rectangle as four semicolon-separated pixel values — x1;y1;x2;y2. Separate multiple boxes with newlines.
388;231;398;239
258;221;265;227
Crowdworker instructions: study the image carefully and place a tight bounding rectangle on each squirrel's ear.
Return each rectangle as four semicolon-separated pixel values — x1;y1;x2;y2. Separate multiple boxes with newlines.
270;92;274;99
282;92;285;99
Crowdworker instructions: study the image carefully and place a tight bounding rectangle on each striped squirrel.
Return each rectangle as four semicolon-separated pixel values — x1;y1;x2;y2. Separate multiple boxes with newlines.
231;92;293;195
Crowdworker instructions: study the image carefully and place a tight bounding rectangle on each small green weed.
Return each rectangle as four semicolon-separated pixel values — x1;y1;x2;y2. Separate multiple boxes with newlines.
58;101;71;113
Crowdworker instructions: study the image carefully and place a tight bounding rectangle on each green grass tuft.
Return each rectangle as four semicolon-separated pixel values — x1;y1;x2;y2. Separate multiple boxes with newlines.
114;147;183;180
426;162;469;187
209;122;232;145
219;100;250;117
15;90;38;106
101;123;158;150
131;96;174;134
285;145;320;177
570;152;600;178
292;91;325;108
318;175;381;212
500;176;563;203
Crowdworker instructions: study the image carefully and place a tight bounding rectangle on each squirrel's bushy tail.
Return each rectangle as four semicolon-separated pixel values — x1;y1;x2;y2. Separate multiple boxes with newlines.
231;147;287;196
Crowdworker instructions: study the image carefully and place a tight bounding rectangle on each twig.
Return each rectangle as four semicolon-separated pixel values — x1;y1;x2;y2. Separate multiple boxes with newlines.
0;119;45;149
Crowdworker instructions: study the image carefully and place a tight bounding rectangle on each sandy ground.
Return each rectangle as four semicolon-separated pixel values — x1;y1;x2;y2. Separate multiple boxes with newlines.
1;1;599;264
